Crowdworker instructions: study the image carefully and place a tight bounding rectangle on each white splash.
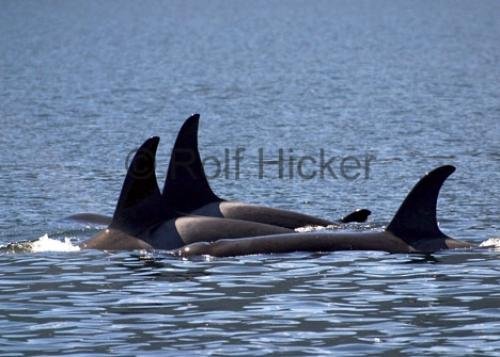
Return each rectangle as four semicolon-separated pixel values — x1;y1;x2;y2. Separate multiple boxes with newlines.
294;224;345;232
30;234;81;252
479;237;500;250
295;225;328;232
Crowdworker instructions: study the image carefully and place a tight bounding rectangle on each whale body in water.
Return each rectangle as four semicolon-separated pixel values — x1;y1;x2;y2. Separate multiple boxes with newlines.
172;164;475;257
81;137;293;250
161;114;371;228
71;114;370;228
80;135;474;255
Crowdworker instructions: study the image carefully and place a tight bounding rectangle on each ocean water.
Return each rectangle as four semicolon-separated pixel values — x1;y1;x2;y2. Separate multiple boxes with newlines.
0;0;499;355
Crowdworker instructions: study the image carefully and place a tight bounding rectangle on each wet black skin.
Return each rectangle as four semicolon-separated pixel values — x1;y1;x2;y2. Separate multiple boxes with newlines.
80;135;474;256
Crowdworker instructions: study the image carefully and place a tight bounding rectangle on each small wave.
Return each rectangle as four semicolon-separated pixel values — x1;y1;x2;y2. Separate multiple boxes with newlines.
31;234;81;252
294;225;331;232
1;234;81;253
479;237;500;250
294;223;381;233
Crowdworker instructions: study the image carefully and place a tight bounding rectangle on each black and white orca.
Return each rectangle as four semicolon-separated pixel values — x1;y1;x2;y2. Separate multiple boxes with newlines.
162;114;370;228
81;136;474;255
70;114;370;228
81;137;292;250
174;165;475;256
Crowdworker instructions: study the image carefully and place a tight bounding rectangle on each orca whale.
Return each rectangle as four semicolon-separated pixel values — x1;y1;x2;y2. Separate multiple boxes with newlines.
68;114;370;228
162;114;370;228
173;165;475;257
80;137;292;250
80;136;474;255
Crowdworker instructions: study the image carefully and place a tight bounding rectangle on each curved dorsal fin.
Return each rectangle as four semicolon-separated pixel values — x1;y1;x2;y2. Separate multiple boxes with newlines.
387;165;455;243
162;114;222;212
340;209;371;223
110;137;173;236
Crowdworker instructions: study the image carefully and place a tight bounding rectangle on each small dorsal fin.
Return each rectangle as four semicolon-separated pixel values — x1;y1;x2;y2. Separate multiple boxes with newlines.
386;165;455;244
340;209;371;223
162;114;222;212
110;137;173;236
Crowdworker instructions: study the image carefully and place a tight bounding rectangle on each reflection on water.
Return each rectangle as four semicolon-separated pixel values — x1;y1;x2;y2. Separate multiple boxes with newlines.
0;248;499;355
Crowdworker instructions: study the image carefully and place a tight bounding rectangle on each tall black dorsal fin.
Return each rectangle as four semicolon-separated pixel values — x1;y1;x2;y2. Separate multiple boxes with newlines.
162;114;222;212
110;137;173;236
387;165;455;244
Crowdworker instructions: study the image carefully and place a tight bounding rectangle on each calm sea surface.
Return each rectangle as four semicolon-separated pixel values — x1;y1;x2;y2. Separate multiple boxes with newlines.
1;0;499;355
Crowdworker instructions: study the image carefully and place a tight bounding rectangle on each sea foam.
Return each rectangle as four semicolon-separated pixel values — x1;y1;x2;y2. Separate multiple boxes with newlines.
479;237;500;250
30;234;81;252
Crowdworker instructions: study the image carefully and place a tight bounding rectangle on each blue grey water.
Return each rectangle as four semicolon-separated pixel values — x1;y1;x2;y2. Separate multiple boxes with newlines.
1;0;499;355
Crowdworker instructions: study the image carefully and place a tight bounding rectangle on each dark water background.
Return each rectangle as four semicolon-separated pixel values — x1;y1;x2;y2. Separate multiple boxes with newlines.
1;0;499;355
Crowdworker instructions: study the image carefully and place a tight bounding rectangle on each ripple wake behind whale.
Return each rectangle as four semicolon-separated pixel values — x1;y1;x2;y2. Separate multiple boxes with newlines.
0;234;81;253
